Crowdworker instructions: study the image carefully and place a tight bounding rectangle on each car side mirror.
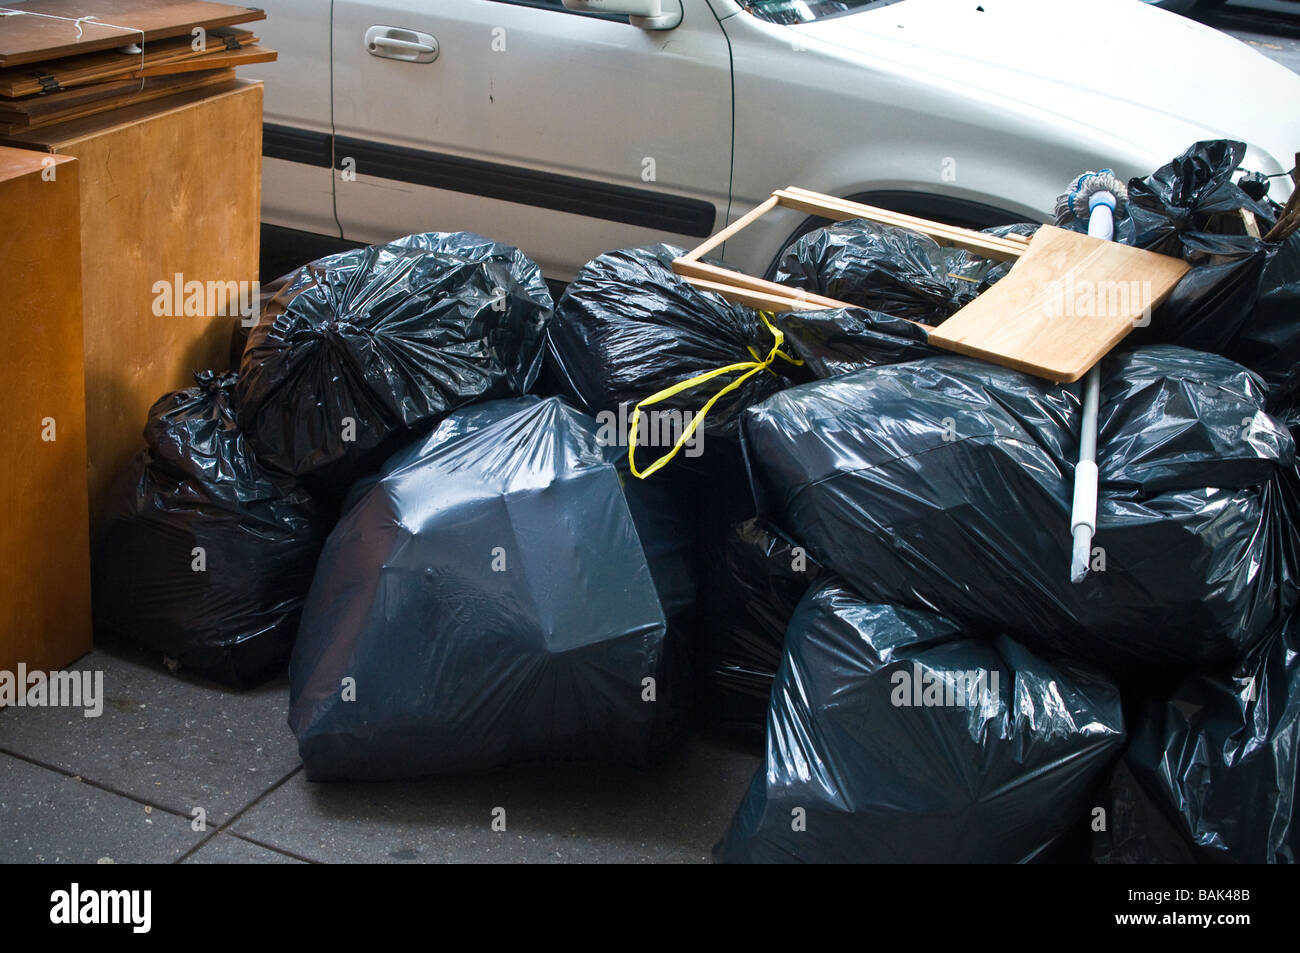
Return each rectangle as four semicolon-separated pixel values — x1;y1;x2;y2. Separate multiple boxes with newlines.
561;0;683;30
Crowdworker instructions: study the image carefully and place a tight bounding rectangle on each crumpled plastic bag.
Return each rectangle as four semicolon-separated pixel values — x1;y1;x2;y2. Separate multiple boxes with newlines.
741;346;1298;677
546;244;805;474
237;232;552;497
1094;610;1300;864
773;219;980;323
715;581;1125;863
289;397;685;779
94;371;330;686
768;224;1038;379
695;516;824;733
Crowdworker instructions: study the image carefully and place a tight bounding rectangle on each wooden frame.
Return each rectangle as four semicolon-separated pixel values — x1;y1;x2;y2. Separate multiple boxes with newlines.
672;188;1030;316
672;187;1189;383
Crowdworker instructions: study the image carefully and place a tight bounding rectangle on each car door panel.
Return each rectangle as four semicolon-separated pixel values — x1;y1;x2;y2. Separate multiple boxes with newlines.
248;0;340;237
331;0;732;278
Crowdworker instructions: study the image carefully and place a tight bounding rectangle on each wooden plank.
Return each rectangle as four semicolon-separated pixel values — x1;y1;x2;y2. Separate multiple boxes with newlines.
0;65;230;119
0;73;230;145
0;0;266;67
0;67;235;130
681;274;822;315
680;194;779;263
1240;208;1261;240
673;256;854;312
22;81;263;530
0;27;256;96
137;41;272;76
0;146;92;681
927;224;1190;382
777;186;1028;261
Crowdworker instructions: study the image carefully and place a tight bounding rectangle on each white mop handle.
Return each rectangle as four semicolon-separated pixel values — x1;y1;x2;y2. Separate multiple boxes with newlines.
1087;193;1116;240
1070;372;1100;582
1069;188;1114;583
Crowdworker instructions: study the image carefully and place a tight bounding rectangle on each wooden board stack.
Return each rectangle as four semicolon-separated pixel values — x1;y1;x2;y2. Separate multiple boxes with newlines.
0;0;273;136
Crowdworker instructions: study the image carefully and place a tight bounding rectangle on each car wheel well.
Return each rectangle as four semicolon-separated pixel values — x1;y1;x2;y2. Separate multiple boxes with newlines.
762;190;1030;280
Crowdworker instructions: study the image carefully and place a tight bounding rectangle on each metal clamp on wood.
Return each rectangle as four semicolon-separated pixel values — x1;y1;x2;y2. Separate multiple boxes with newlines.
29;70;60;92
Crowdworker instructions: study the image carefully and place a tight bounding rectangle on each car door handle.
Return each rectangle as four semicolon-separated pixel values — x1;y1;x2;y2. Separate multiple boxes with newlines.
365;26;439;63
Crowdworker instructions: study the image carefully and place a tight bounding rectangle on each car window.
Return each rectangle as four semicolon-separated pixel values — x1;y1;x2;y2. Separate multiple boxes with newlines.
741;0;899;25
484;0;630;23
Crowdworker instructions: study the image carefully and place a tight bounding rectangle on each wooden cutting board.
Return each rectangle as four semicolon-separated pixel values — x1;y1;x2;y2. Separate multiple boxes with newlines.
926;225;1191;382
0;0;265;67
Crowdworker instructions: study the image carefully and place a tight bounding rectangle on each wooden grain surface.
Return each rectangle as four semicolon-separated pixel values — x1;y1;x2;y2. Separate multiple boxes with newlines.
0;27;256;96
0;67;234;129
776;187;1029;262
0;0;265;67
927;224;1190;382
0;147;92;677
16;81;263;530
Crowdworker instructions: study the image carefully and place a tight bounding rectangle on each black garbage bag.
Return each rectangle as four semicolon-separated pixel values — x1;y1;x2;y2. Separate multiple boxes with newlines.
941;222;1042;289
773;221;1041;326
94;371;330;686
1059;141;1281;363
1094;611;1300;864
742;346;1297;677
1226;231;1300;410
766;224;1038;380
772;307;940;379
289;397;684;780
774;219;979;322
343;395;697;621
714;581;1125;863
695;516;824;732
237;232;552;497
546;245;805;476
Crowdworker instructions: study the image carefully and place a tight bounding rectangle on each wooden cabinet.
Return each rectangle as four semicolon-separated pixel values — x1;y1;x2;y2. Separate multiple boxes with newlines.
4;81;263;530
0;147;92;676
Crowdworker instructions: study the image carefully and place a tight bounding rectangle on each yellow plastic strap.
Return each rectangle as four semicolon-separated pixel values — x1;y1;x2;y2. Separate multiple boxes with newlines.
628;312;803;479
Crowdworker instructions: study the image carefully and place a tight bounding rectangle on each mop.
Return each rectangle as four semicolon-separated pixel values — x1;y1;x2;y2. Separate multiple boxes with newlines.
1055;170;1128;583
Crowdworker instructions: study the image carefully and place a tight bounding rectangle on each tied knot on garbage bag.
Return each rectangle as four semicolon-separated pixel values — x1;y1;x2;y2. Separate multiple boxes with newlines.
94;370;331;687
237;231;553;498
627;309;802;479
546;244;810;478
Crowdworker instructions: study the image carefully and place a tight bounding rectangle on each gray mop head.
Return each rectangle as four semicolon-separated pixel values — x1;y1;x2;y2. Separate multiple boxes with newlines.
1054;169;1128;225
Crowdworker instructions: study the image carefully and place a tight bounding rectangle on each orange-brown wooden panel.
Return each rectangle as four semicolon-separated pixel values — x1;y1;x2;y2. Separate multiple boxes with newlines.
0;147;92;681
0;0;266;67
3;81;262;531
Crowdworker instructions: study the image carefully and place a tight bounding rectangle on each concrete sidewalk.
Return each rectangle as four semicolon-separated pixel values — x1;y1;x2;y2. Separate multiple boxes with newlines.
0;643;760;864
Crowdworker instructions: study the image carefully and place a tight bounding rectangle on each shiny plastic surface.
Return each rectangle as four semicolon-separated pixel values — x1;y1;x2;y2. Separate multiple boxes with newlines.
237;232;552;497
715;581;1125;863
94;371;330;686
288;397;682;779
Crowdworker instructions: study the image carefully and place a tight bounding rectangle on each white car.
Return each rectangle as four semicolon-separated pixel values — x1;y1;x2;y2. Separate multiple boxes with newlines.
253;0;1300;281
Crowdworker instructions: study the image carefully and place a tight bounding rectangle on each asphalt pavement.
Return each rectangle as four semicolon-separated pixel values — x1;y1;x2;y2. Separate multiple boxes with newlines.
1201;0;1300;73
